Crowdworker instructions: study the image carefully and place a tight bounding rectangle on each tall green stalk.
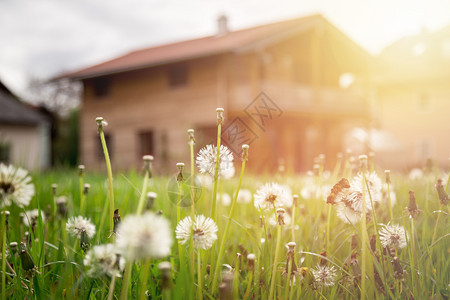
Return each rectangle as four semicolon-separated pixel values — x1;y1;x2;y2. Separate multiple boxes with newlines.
1;212;6;300
96;117;115;235
211;145;248;292
188;129;196;281
136;156;153;215
211;108;224;222
120;262;133;300
197;250;202;300
269;220;283;300
79;165;85;214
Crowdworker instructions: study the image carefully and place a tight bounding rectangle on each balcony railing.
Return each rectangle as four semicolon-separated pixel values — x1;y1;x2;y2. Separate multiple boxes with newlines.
229;81;369;117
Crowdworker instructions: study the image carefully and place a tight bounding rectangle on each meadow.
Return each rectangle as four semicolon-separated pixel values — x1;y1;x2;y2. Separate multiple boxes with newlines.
0;110;449;300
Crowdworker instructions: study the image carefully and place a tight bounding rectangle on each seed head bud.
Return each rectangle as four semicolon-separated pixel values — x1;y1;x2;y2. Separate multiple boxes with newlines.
359;155;368;171
313;164;320;176
276;208;286;225
83;183;91;195
216;108;224;125
242;144;249;161
287;242;296;252
292;194;298;207
143;155;154;175
157;210;163;215
146;192;157;210
407;190;420;219
56;196;68;218
187;129;195;145
51;183;58;196
19;242;36;276
95;117;108;129
435;179;449;205
2;210;10;227
176;163;184;182
158;261;173;290
113;209;121;234
385;170;391;184
247;253;256;271
392;257;406;279
78;164;85;177
9;242;18;255
319;250;328;266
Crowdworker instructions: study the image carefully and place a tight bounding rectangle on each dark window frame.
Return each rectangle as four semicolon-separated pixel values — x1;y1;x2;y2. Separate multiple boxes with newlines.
168;64;188;88
93;77;111;98
138;130;155;158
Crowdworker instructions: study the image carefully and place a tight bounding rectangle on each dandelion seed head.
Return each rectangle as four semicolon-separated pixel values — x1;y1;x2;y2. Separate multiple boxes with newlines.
196;144;234;179
236;189;252;204
22;209;45;227
175;215;218;250
84;244;125;278
66;216;96;239
379;223;408;250
116;212;173;260
351;171;382;205
312;264;337;287
0;163;34;208
254;182;292;211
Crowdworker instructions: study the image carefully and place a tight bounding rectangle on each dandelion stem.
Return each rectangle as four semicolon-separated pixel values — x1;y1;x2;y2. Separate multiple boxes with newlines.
79;175;85;215
120;261;133;300
98;121;115;236
139;259;151;300
136;170;149;215
189;140;196;281
269;224;282;300
387;182;394;221
408;217;418;298
107;273;117;300
1;213;6;300
243;271;253;300
197;250;202;300
326;204;332;254
211;155;246;292
211;123;222;222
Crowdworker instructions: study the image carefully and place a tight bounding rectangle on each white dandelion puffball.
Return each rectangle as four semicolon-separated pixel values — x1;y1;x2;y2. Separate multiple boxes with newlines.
379;223;408;250
350;171;382;206
84;244;125;278
116;212;173;260
175;215;218;250
237;189;252;204
22;209;45;227
196;144;235;179
312;264;337;287
66;216;96;239
254;182;292;211
0;163;34;208
408;168;423;180
219;193;231;206
335;190;367;224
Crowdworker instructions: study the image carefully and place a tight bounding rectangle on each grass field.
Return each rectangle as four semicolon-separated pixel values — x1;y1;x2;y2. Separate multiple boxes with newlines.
0;119;449;299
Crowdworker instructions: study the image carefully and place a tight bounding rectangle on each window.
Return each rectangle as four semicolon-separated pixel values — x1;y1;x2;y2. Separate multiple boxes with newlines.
97;134;113;160
139;131;154;157
0;142;10;163
93;77;111;97
168;64;188;87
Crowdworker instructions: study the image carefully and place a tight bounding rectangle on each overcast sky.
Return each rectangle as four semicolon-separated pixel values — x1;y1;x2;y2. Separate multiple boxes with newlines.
1;0;449;98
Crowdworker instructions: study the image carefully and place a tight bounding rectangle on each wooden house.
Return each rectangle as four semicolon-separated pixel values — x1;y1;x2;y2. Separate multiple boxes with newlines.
57;14;372;173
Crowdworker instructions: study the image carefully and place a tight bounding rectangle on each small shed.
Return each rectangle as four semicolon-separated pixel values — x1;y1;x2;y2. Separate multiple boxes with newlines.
0;80;51;170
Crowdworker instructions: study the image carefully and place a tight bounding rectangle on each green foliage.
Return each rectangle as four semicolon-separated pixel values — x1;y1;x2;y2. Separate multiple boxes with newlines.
0;167;449;299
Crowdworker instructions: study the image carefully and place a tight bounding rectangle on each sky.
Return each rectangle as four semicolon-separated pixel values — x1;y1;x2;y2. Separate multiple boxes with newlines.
1;0;449;98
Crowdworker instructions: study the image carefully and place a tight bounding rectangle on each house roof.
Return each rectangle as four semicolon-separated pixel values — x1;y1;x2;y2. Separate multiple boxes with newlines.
0;80;47;126
56;14;370;80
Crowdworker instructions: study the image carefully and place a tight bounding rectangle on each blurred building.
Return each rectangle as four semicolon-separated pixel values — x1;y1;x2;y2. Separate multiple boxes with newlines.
374;26;450;170
57;14;371;173
0;80;51;170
